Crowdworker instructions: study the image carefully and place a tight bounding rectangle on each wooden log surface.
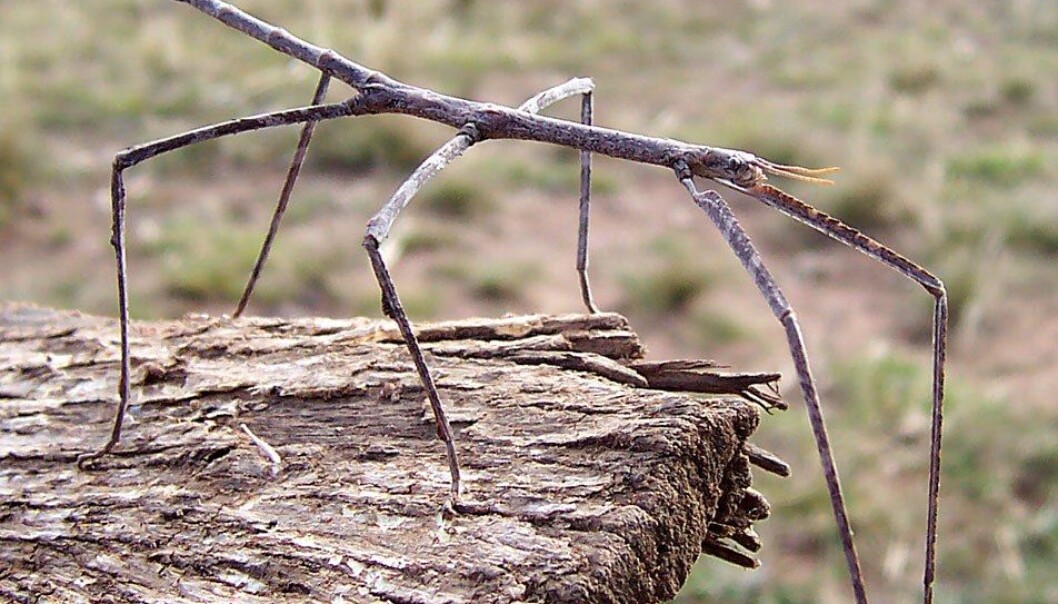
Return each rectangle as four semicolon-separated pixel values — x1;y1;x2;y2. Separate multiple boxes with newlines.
0;304;785;604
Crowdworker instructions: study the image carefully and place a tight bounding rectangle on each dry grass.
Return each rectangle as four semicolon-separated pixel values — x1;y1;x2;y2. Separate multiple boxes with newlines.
2;1;1057;601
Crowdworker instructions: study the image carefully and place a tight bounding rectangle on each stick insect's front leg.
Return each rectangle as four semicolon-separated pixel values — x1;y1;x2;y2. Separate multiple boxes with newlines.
674;164;869;604
234;73;332;317
361;78;595;503
731;177;948;604
77;98;366;468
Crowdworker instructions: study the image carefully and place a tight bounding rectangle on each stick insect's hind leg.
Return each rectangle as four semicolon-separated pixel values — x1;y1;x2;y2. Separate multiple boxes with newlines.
234;73;332;317
76;98;364;469
576;91;599;313
73;165;135;466
674;165;869;604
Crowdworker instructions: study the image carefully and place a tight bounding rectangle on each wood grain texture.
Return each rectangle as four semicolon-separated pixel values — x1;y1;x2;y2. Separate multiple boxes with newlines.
0;304;782;604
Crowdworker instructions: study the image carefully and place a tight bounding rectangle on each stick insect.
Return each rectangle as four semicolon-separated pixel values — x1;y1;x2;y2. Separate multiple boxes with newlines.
78;2;948;602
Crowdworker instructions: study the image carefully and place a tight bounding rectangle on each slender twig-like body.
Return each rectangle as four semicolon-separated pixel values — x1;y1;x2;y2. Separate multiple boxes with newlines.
174;0;781;182
81;2;949;603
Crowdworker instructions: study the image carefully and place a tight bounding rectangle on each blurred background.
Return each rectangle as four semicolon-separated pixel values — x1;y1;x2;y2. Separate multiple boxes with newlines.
2;0;1057;602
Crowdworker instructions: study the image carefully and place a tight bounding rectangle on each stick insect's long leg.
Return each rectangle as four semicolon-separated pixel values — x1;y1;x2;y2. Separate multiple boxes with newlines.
234;73;332;317
363;130;478;502
731;179;948;604
577;91;599;313
674;165;869;604
361;78;595;502
77;98;366;467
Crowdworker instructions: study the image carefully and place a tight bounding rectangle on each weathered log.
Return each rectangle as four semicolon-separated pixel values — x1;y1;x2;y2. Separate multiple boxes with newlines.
0;304;784;604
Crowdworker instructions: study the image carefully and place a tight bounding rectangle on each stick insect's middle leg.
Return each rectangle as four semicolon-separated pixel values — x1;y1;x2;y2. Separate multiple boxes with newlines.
358;129;481;504
364;236;462;503
353;78;596;504
234;73;332;318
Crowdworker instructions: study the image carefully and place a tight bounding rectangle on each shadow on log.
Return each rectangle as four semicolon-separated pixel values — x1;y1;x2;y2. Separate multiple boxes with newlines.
0;304;786;603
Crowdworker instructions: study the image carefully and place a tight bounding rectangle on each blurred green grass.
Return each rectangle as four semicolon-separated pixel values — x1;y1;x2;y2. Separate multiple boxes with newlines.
680;349;1058;604
2;1;1057;602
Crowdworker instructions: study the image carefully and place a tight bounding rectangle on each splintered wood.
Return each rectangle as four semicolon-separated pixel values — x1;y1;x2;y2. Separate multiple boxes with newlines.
0;304;785;604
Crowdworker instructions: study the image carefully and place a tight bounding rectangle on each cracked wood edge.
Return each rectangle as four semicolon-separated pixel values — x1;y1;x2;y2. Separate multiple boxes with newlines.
0;303;784;604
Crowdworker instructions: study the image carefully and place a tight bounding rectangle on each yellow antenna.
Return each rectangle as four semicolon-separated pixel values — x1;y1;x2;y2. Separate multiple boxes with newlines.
757;159;840;185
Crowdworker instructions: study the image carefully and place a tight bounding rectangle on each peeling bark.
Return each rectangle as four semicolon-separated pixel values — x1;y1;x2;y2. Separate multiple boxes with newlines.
0;304;783;604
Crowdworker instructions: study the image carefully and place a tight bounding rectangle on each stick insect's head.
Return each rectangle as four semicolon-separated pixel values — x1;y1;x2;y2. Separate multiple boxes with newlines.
690;149;767;187
690;147;840;188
